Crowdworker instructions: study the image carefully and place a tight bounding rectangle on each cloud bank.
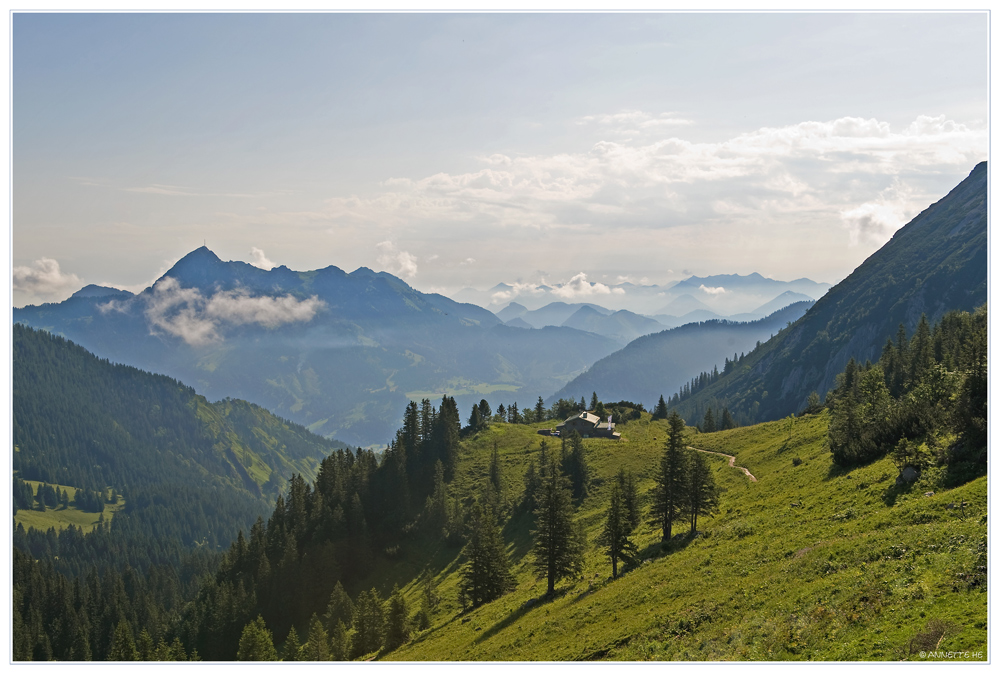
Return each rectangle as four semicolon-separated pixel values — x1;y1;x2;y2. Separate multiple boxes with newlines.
323;114;985;253
12;258;82;298
144;277;324;346
551;272;626;300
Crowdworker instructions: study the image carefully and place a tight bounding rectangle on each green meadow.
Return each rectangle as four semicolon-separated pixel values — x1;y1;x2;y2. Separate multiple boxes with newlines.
361;411;985;661
14;480;124;535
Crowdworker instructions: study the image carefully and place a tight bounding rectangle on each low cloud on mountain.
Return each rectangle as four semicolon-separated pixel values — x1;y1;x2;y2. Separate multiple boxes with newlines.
143;277;324;346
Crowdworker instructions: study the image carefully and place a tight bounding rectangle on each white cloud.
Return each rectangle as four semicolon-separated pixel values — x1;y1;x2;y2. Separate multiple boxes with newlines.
320;114;984;249
376;241;418;279
143;277;324;346
490;281;546;304
551;272;626;299
12;258;82;298
699;285;727;295
250;247;276;270
840;179;917;246
461;258;477;266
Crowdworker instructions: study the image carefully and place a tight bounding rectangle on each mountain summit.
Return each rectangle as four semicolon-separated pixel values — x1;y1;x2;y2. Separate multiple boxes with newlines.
673;161;987;425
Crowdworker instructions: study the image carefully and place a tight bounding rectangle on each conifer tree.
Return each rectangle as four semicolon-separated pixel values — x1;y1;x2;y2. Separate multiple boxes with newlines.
478;399;492;425
323;581;354;633
458;503;514;608
653;395;668;420
686;451;720;533
703;407;716;433
590;391;599;411
468;404;483;433
283;625;303;661
720;407;737;430
651;412;689;542
597;480;638;579
108;621;138;661
304;613;330;661
521;458;541;512
351;588;385;658
136;628;154;661
330;620;349;661
616;468;641;533
384;585;411;651
236;616;277;661
531;456;585;595
562;431;590;500
535;396;546;421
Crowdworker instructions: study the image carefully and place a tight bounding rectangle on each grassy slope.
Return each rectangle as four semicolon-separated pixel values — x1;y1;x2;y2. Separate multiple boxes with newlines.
14;480;124;534
372;412;986;661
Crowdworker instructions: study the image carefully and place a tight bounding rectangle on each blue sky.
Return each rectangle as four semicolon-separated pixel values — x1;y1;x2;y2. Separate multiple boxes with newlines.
11;12;989;306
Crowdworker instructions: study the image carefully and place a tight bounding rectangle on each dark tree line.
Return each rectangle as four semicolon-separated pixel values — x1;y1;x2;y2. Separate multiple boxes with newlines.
827;306;987;472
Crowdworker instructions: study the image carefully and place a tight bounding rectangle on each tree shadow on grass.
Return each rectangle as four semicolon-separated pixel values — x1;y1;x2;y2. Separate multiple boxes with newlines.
882;479;914;507
474;587;569;644
636;531;698;562
504;509;535;564
824;462;851;481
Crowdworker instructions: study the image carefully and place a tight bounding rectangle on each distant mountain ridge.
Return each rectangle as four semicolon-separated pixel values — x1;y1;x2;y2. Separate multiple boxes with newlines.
673;161;988;425
14;248;620;446
453;272;831;315
549;301;814;407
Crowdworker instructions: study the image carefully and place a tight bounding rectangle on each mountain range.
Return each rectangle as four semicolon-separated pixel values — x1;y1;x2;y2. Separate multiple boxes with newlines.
453;272;831;316
549;301;813;407
673;161;988;425
13;248;620;446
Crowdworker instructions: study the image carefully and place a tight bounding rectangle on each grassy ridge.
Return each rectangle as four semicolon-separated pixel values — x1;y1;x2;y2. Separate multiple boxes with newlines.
366;412;985;661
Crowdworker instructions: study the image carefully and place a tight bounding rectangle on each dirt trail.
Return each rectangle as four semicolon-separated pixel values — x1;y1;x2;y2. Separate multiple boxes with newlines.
688;447;757;482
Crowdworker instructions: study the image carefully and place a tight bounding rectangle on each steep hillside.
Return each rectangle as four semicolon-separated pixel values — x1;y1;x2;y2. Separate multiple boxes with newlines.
14;247;619;446
673;162;986;425
382;413;986;661
550;302;812;407
13;324;341;559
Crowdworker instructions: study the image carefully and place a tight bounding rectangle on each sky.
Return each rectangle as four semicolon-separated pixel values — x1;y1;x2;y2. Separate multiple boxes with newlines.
9;11;989;308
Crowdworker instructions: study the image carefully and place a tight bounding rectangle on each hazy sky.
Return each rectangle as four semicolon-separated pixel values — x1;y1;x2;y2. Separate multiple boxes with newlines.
11;12;988;307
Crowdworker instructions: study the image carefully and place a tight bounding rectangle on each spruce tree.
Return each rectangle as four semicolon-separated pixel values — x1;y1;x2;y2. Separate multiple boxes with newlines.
590;391;599;411
597;480;638;579
562;431;590;499
384;585;411;651
703;407;716;433
350;588;385;658
653;395;668;420
720;407;737;430
304;613;330;661
458;503;514;608
535;396;546;421
323;581;354;633
651;412;689;542
616;468;641;533
236;616;278;661
468;404;483;433
330;620;349;661
531;456;585;595
108;621;137;661
686;451;720;533
283;625;303;661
